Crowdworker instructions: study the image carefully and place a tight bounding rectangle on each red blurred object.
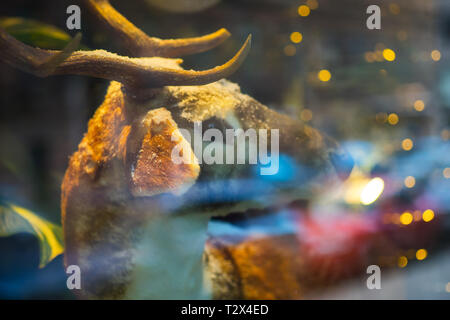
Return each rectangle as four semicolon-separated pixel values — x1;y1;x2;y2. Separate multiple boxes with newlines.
297;214;376;283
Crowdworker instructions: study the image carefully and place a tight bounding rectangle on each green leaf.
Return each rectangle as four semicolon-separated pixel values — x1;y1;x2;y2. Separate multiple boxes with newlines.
0;203;64;268
0;17;73;49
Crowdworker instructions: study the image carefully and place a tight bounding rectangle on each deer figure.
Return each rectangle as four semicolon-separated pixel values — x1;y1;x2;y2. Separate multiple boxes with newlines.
0;0;353;299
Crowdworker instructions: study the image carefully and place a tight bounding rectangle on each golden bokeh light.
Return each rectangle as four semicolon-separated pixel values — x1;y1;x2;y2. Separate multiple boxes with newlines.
404;176;415;188
284;44;296;56
365;52;375;63
344;169;371;204
442;129;450;140
375;43;385;51
422;209;435;222
392;213;401;224
398;256;408;268
300;109;313;122
400;212;413;225
306;0;318;10
413;100;425;111
443;167;450;179
374;50;384;62
318;69;331;82
298;5;311;17
416;249;427;261
431;50;441;61
389;3;400;15
290;32;303;44
446;283;450;293
360;177;384;205
383;49;396;61
402;138;413;151
388;113;399;125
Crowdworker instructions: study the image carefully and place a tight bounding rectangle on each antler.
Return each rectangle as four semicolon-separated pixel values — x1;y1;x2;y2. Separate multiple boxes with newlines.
0;30;82;77
0;27;250;88
86;0;231;58
0;0;251;89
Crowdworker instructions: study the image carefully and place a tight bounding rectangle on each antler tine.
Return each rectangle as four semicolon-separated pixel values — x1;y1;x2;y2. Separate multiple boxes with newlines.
141;35;252;87
55;35;252;88
87;0;231;58
0;28;81;77
0;26;251;89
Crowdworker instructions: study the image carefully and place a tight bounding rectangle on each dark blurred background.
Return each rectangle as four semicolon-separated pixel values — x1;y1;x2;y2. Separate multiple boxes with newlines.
0;0;449;299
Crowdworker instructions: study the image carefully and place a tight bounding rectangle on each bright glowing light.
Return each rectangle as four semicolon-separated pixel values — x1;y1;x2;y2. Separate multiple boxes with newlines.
416;249;427;260
443;168;450;179
298;5;310;17
360;177;384;205
400;212;413;225
402;138;413;151
284;45;296;56
388;113;399;125
404;176;415;188
431;50;441;61
290;32;303;44
398;256;408;268
414;100;425;111
344;169;370;204
318;69;331;82
422;209;435;222
446;283;450;293
383;49;396;61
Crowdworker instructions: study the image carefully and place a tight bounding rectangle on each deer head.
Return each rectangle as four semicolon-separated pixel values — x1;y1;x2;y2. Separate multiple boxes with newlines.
0;0;354;299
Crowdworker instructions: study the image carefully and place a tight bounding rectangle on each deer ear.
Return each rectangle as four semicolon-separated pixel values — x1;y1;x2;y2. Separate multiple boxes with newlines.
124;108;200;197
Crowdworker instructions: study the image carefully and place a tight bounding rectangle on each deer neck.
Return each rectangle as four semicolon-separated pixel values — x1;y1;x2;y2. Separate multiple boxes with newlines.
124;212;212;299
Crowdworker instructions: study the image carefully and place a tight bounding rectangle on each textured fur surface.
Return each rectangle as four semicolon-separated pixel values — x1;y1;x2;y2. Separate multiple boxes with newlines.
61;71;340;299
